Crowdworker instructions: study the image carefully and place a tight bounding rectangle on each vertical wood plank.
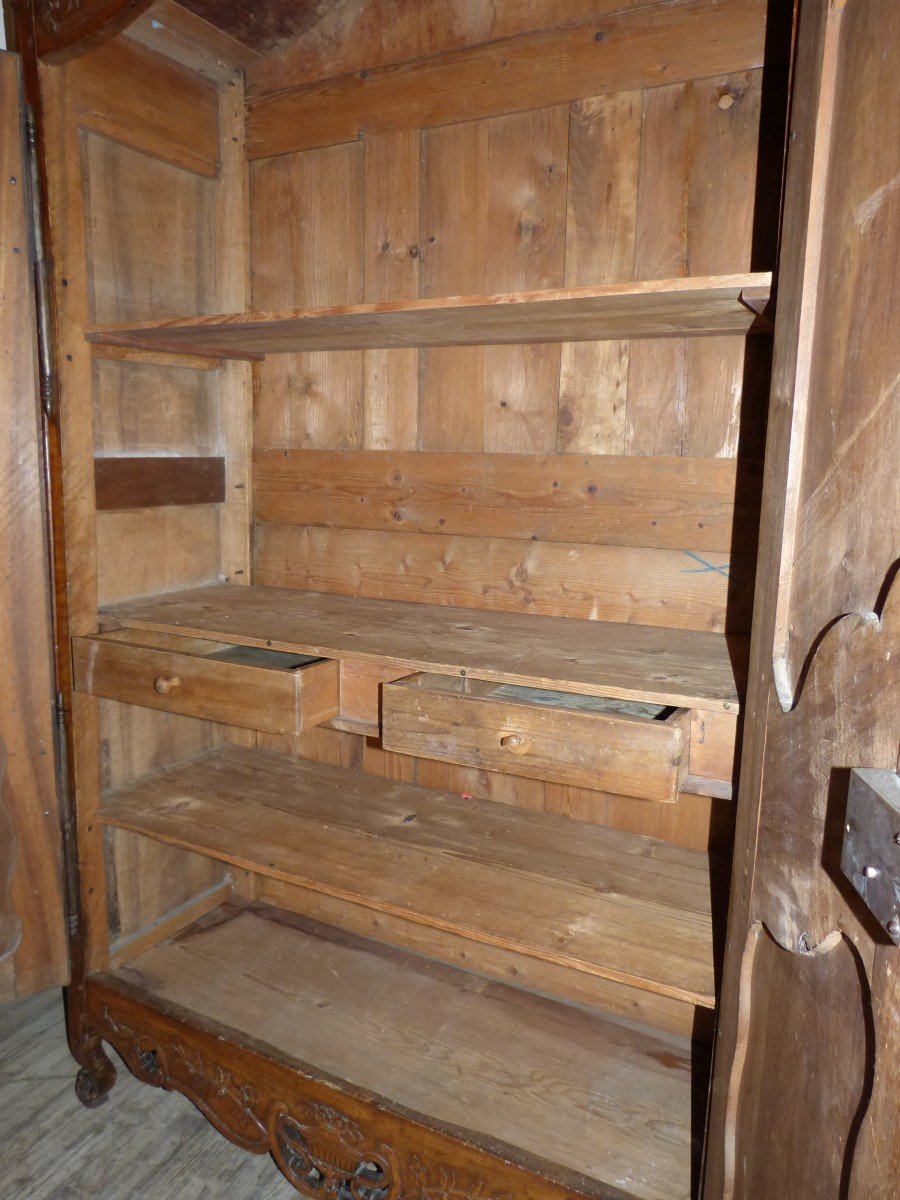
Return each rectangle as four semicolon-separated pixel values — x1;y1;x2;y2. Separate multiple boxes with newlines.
419;121;488;451
215;73;253;584
483;106;568;453
559;91;640;454
251;144;365;449
0;58;68;999
363;130;420;450
683;70;762;457
626;82;691;455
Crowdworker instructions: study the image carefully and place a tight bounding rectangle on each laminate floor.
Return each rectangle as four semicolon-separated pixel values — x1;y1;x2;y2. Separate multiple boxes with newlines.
0;989;294;1199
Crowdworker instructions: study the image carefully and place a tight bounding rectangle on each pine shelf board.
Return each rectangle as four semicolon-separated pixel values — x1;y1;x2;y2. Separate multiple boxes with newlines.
100;584;745;713
105;902;702;1200
84;272;772;358
101;745;718;1008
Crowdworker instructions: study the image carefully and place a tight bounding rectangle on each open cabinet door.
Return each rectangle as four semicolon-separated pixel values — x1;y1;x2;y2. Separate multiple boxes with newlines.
0;49;69;1001
706;1;898;1197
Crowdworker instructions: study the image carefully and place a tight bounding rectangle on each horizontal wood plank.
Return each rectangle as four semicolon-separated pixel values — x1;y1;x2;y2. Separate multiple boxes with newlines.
254;522;747;633
94;456;226;510
85;274;773;358
70;38;219;177
111;902;700;1198
253;449;757;553
245;0;768;157
100;583;745;711
101;746;717;1007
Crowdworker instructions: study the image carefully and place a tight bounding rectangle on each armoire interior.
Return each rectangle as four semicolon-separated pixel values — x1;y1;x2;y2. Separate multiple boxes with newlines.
17;0;795;1196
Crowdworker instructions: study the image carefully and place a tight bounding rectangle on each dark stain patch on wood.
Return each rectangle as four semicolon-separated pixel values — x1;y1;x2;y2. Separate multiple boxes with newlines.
94;456;226;510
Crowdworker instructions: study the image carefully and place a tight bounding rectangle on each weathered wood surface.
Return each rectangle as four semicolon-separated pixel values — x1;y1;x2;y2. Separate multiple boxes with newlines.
253;449;754;553
0;52;68;1001
254;522;743;633
723;926;872;1200
74;631;339;734
100;903;701;1200
245;0;768;157
87;273;772;357
706;3;900;1195
101;582;745;711
381;674;689;803
101;746;717;1008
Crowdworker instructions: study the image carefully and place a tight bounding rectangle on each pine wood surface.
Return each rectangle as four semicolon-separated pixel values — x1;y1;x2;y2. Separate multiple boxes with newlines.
86;273;771;357
245;0;767;157
100;745;717;1007
100;582;745;711
112;903;702;1200
253;449;755;553
381;674;690;802
74;631;339;735
0;988;296;1198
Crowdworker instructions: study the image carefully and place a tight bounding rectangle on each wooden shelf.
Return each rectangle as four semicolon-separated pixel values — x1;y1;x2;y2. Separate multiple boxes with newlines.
101;584;745;712
100;901;703;1200
85;272;773;359
101;745;717;1009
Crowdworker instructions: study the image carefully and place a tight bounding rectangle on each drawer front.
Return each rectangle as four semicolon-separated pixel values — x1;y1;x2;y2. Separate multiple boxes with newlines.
382;676;690;803
73;633;339;734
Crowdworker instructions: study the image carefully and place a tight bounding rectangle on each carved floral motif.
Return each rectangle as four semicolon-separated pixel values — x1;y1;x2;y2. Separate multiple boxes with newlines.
269;1100;398;1199
400;1157;513;1200
97;1002;520;1200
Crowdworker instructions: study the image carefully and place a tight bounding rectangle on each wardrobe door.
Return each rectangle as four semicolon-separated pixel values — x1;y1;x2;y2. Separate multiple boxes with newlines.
706;2;899;1196
0;50;69;1002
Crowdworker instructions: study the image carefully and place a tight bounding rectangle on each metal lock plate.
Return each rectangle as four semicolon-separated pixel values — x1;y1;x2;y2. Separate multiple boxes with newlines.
841;768;900;944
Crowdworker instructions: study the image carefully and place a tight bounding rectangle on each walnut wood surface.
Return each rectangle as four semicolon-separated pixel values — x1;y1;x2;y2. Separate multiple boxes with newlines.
0;53;68;1001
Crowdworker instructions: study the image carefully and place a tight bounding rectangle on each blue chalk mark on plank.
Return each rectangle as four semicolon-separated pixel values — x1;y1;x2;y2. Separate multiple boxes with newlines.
681;550;730;578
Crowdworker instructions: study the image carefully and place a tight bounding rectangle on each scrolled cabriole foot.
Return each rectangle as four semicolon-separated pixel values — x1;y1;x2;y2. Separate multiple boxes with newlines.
72;1035;117;1108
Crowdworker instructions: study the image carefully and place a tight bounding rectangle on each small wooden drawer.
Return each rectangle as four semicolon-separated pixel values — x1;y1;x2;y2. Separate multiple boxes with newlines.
382;675;690;803
73;629;339;734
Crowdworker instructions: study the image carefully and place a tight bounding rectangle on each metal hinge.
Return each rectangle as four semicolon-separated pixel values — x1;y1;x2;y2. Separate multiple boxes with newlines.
23;105;56;421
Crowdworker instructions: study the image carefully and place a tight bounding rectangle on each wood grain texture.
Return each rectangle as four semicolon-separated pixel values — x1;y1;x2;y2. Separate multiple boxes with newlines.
559;90;639;454
123;0;262;82
100;582;745;711
726;928;872;1200
250;143;365;450
245;0;768;157
0;52;68;999
75;632;339;734
253;449;751;552
381;675;690;802
253;522;742;632
87;273;773;357
100;903;702;1199
101;748;717;1008
68;36;219;176
771;0;900;707
247;0;678;97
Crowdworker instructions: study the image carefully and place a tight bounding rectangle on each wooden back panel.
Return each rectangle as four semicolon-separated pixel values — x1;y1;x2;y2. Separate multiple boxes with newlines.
245;0;780;847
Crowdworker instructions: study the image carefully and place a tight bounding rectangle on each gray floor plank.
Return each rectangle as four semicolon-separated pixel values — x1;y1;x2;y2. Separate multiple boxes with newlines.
0;989;295;1199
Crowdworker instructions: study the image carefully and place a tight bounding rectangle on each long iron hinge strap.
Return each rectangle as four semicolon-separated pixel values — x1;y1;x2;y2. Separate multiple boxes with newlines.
24;105;56;421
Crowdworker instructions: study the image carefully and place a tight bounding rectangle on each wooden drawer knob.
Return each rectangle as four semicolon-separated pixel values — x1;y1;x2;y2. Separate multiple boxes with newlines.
500;732;531;753
153;675;180;695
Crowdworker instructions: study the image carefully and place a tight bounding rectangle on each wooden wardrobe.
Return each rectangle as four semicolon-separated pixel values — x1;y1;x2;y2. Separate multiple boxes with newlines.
1;1;896;1196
